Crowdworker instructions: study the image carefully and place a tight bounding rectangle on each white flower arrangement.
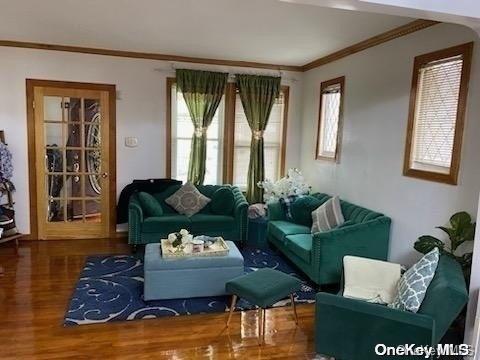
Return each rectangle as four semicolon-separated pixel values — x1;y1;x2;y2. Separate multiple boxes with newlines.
258;168;311;203
168;229;193;248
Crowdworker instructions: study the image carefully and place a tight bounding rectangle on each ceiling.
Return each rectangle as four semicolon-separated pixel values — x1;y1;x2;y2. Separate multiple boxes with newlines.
0;0;413;66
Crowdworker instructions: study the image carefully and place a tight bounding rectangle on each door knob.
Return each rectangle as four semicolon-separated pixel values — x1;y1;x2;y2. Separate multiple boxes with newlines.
102;172;108;178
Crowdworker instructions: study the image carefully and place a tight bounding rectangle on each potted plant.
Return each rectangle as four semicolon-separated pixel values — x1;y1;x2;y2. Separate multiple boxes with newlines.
414;211;476;285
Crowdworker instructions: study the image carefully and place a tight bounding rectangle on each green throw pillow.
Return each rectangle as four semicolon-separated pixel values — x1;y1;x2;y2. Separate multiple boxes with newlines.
137;192;164;217
210;187;235;215
290;196;323;226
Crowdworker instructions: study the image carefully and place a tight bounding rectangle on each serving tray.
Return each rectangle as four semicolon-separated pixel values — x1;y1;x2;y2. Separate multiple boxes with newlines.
160;236;229;258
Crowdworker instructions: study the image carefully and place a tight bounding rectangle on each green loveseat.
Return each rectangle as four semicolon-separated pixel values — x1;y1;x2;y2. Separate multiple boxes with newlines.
315;255;469;359
267;193;391;285
128;184;248;245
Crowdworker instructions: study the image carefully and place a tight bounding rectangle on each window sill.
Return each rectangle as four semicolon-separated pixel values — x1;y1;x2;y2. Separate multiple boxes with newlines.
315;154;338;162
403;168;458;185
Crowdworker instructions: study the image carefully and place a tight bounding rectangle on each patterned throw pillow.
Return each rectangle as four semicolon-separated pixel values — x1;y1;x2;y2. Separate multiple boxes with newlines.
279;195;300;220
389;247;439;313
311;196;344;233
165;182;211;217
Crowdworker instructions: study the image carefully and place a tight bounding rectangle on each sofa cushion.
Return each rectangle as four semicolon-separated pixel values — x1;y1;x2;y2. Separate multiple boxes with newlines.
189;214;235;233
269;220;311;242
390;247;440;313
290;196;324;226
343;256;401;304
154;185;182;214
137;192;164;217
165;182;211;217
210;187;235;215
142;215;191;234
311;196;345;233
285;234;312;264
341;200;383;223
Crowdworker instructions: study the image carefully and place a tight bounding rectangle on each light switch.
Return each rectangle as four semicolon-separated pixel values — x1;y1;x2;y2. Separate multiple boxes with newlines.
125;137;138;148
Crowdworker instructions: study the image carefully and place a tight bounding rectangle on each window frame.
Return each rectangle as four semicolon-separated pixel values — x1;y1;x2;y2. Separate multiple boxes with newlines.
403;42;473;185
166;78;289;186
315;76;345;162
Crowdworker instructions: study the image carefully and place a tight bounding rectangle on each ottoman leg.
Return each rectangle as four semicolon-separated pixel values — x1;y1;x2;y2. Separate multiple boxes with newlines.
226;295;237;327
290;294;298;325
258;308;266;345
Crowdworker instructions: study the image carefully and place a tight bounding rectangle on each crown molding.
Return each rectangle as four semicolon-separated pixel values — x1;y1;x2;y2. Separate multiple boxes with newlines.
0;20;440;73
0;40;303;72
302;19;440;71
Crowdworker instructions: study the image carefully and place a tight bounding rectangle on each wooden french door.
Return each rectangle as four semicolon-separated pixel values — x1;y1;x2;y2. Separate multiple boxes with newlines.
28;80;116;239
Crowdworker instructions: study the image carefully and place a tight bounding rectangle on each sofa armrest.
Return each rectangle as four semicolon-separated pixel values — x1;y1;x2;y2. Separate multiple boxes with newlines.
128;194;144;245
312;216;391;282
315;292;435;358
231;186;248;242
266;201;286;221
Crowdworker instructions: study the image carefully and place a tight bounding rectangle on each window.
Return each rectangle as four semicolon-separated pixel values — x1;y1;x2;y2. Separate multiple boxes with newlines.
404;43;473;185
232;88;288;189
169;81;224;184
166;79;289;187
316;77;345;161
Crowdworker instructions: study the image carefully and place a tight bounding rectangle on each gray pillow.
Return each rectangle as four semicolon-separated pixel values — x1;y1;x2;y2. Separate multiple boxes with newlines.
389;247;440;313
165;182;211;217
311;196;345;233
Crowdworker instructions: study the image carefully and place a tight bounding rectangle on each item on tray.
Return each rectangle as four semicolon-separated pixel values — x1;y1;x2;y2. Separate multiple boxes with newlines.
167;229;193;248
194;235;219;249
191;239;204;253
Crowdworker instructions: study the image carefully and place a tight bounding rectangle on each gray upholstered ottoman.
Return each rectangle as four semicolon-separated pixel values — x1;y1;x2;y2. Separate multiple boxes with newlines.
144;241;244;301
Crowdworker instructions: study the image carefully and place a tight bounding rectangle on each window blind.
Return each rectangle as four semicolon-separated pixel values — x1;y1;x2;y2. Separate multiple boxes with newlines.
171;85;224;184
318;84;341;158
412;55;463;171
233;92;285;188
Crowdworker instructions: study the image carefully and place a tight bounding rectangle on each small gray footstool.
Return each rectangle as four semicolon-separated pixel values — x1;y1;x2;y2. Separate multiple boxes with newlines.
225;268;302;344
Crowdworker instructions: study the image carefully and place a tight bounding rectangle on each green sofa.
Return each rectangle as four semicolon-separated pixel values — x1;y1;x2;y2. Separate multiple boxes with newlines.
315;255;469;359
128;184;248;245
267;193;391;285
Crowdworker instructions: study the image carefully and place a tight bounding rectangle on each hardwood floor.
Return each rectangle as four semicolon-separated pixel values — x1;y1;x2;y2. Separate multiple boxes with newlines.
0;239;318;359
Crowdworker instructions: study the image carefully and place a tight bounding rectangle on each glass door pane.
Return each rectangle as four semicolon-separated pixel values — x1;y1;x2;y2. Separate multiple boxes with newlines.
43;95;102;224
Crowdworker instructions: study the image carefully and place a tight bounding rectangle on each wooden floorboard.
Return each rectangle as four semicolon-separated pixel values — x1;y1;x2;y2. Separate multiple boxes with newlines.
0;239;318;359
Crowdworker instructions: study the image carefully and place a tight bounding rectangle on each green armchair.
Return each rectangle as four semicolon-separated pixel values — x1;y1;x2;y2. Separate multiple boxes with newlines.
267;193;391;285
315;255;468;359
128;184;248;245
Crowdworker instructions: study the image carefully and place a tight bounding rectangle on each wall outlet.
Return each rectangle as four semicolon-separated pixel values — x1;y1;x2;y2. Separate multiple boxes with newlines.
125;137;138;148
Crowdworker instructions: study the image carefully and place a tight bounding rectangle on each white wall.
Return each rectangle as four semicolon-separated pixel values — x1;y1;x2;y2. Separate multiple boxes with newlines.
300;23;480;265
0;47;304;234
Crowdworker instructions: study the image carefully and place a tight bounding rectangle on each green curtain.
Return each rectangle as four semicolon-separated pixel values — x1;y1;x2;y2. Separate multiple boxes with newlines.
176;69;227;185
236;74;281;203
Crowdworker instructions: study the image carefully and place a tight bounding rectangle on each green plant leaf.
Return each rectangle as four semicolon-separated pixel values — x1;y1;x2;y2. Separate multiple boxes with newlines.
463;223;476;241
414;236;445;254
450;211;472;230
437;226;454;238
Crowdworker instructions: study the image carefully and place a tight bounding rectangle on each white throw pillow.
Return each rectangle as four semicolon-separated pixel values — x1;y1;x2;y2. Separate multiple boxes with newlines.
343;256;401;305
311;195;344;233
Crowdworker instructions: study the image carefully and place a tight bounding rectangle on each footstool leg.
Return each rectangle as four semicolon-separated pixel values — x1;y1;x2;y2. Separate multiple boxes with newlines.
258;308;266;345
290;293;298;325
226;295;237;327
262;308;266;344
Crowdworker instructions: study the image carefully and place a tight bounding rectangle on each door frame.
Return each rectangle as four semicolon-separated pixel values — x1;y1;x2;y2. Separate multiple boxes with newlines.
26;79;117;240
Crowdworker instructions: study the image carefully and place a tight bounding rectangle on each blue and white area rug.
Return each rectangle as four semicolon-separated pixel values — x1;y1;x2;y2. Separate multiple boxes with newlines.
65;248;316;326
